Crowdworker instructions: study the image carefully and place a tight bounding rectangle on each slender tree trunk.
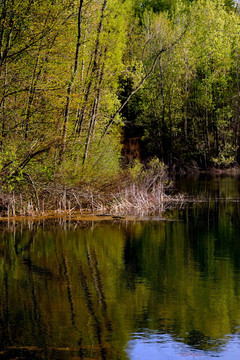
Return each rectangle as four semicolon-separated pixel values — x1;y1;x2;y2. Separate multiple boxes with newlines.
75;0;107;136
25;43;42;139
74;32;87;136
215;124;219;161
184;73;188;143
59;0;84;161
159;62;168;162
82;47;107;165
168;93;173;168
0;0;14;70
235;55;240;162
1;61;7;151
0;0;7;66
205;108;210;154
0;0;13;148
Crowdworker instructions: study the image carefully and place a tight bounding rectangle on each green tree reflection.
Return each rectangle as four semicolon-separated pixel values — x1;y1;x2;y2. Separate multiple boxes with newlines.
0;199;240;359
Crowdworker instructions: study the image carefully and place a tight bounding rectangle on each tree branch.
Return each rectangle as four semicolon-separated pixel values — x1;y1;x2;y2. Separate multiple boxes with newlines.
99;22;189;144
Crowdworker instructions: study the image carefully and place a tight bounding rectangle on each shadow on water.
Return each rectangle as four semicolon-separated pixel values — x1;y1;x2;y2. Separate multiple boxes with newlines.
0;175;240;359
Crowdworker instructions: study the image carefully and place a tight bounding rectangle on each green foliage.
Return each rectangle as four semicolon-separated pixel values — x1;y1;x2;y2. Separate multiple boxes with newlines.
129;159;144;181
1;0;240;202
129;157;170;187
0;0;133;194
133;0;191;16
127;0;240;169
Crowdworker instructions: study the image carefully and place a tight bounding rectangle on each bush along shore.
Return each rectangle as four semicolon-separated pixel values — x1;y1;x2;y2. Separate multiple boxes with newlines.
0;158;185;219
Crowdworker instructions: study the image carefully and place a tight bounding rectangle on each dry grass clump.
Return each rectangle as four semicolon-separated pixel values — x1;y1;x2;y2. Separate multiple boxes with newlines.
109;158;173;214
0;158;184;218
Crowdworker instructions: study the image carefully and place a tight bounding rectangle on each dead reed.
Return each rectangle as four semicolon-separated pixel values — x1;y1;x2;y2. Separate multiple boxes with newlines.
0;159;185;218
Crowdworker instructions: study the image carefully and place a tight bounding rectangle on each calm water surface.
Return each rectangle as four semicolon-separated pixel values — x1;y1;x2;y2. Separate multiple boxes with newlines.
1;175;240;359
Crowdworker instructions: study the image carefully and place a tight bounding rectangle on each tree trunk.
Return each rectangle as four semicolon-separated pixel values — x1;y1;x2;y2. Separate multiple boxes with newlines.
75;0;107;136
59;0;84;161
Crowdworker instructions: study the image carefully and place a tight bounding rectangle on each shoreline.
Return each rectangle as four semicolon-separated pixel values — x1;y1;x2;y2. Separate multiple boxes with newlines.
0;210;172;223
1;167;239;221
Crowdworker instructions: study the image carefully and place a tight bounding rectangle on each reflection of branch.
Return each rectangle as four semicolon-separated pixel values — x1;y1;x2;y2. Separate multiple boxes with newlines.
4;272;12;346
100;22;189;143
23;258;53;278
79;262;107;360
53;237;84;356
86;246;106;308
62;255;76;327
84;238;114;343
27;263;48;349
14;235;34;255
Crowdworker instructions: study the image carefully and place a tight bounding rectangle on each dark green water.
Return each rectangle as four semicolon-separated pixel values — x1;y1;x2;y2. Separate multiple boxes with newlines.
1;175;240;360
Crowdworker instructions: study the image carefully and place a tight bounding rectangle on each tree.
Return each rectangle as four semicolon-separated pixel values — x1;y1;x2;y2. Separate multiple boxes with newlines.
130;0;240;169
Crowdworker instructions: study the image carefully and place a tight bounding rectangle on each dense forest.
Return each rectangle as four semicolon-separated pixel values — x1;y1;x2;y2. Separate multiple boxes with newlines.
0;0;240;211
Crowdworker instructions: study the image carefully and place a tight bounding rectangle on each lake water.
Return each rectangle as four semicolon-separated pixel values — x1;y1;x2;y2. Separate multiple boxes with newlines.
1;174;240;359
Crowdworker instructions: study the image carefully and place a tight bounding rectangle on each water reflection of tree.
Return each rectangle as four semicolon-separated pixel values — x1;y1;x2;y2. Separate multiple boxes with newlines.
1;211;240;358
0;222;129;359
122;206;240;351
